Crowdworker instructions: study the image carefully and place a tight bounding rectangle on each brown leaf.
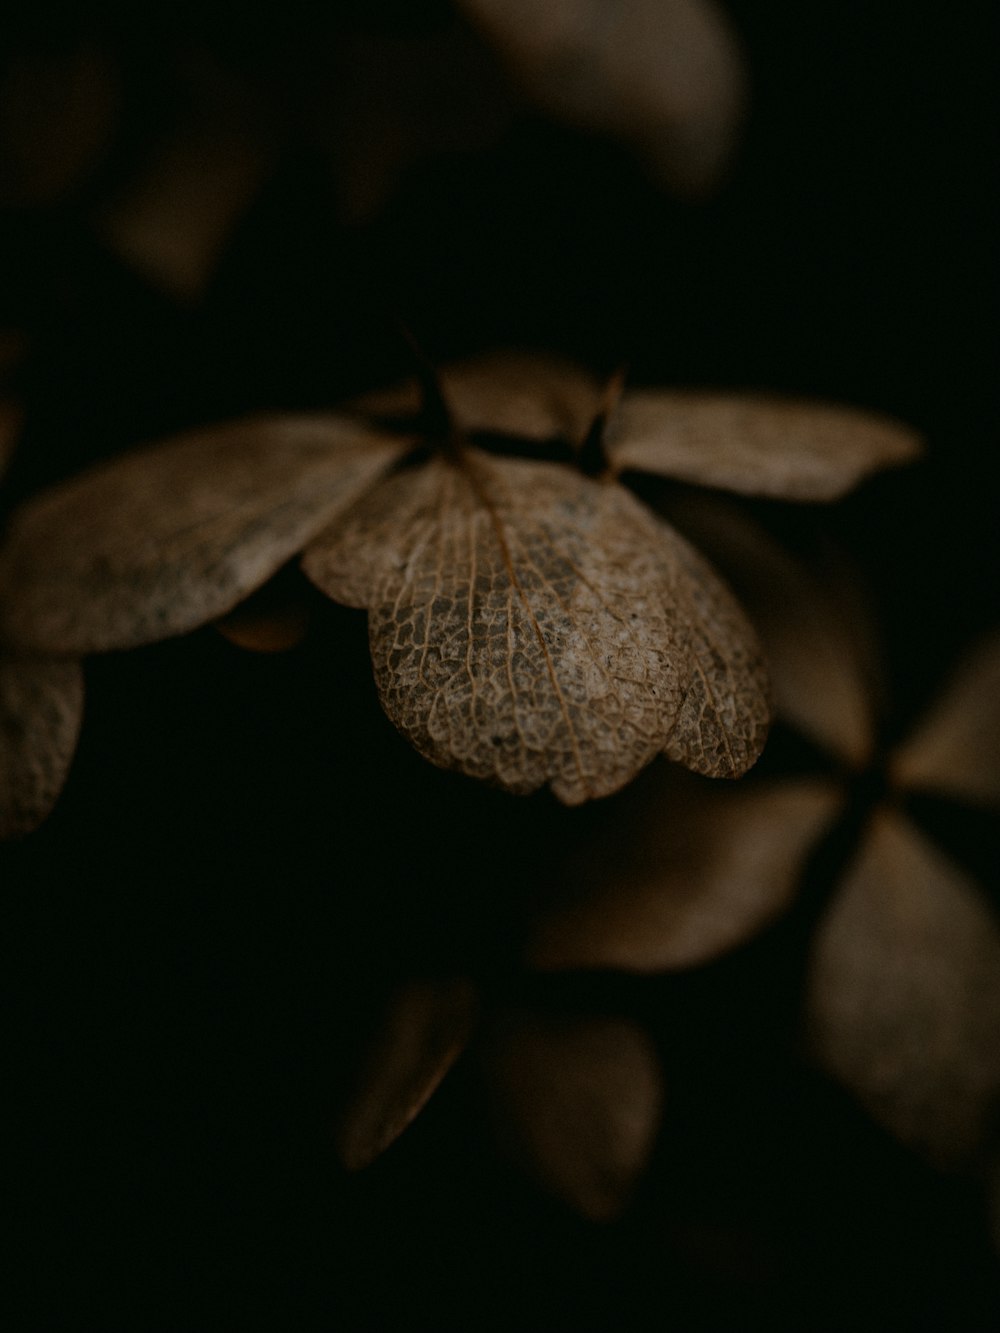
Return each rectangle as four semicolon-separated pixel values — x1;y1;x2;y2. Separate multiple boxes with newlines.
531;772;844;972
303;449;769;803
806;810;1000;1168
483;1008;663;1220
350;350;602;445
335;978;478;1171
0;655;84;840
457;0;747;196
95;55;276;301
890;632;1000;810
0;415;408;655
664;497;877;765
608;391;922;500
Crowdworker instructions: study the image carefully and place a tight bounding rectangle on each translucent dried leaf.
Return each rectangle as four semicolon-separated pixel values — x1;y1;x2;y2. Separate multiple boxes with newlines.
665;497;877;765
304;450;769;803
0;656;84;840
336;979;478;1171
608;391;922;500
891;632;1000;810
0;416;407;655
350;350;602;444
483;1008;663;1220
532;773;843;972
806;810;1000;1168
96;57;275;300
457;0;747;196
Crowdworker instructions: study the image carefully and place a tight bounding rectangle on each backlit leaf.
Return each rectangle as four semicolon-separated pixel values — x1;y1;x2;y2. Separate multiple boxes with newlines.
608;391;922;500
336;978;478;1171
303;450;769;803
0;415;408;655
531;772;843;971
483;1008;663;1220
0;656;84;840
890;632;1000;810
457;0;747;196
351;350;602;444
806;810;1000;1167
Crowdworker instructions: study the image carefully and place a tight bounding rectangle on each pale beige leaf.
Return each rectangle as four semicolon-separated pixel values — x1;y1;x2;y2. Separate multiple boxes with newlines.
336;979;478;1171
532;772;844;972
608;391;922;500
0;415;407;655
95;56;275;300
304;450;769;803
457;0;747;196
890;633;1000;810
0;655;84;840
664;496;876;765
350;350;602;444
483;1008;663;1220
806;810;1000;1167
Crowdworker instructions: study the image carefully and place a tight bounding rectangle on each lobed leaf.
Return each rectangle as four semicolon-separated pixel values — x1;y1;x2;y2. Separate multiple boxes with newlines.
304;450;769;804
609;391;922;500
0;655;84;840
0;415;408;655
890;632;1000;810
531;772;843;972
806;810;1000;1168
482;1008;663;1220
350;350;602;444
335;978;478;1172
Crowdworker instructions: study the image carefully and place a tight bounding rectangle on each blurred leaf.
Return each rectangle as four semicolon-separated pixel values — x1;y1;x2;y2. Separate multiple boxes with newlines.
891;632;1000;811
0;414;408;654
483;1008;663;1220
531;771;843;971
665;497;877;766
457;0;747;196
0;655;83;840
609;392;922;500
806;809;1000;1168
304;449;769;803
336;978;478;1171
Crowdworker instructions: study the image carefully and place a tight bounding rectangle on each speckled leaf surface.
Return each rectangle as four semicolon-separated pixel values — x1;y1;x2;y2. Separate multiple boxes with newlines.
304;449;769;803
0;415;408;655
0;655;84;840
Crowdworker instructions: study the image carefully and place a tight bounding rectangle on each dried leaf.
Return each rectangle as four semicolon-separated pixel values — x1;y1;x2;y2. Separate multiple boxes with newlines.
483;1008;663;1220
890;632;1000;810
532;773;843;972
336;979;478;1171
665;497;877;766
0;656;84;840
350;350;602;444
608;391;922;501
457;0;747;196
806;810;1000;1167
96;56;276;300
0;415;408;655
303;450;769;803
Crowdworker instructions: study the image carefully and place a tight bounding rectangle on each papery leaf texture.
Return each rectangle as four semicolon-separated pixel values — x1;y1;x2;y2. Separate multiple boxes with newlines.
666;497;877;765
482;1009;663;1221
806;810;1000;1168
609;391;922;500
0;656;84;840
531;771;843;972
890;632;1000;810
350;350;602;445
336;979;478;1171
457;0;747;196
0;415;408;655
303;449;769;803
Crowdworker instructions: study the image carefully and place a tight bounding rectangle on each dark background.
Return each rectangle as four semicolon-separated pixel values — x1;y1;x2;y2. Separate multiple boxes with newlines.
1;1;997;1327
